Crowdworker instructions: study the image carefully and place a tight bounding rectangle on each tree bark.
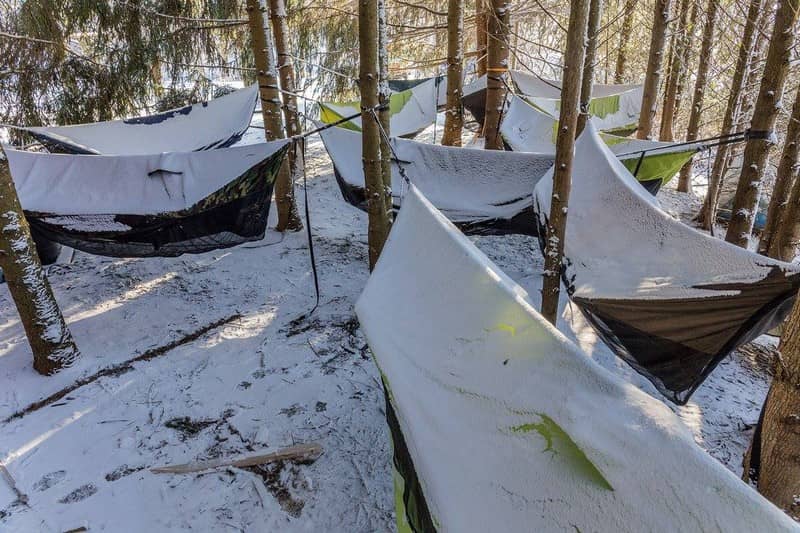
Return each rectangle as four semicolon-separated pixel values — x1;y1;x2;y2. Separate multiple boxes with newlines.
0;157;79;375
246;0;302;232
377;0;393;221
483;0;510;150
614;0;637;83
576;0;603;136
637;0;672;140
742;296;800;518
725;0;799;248
770;161;800;261
698;0;763;230
476;0;488;77
659;0;691;142
676;0;718;194
360;0;391;270
541;0;590;325
442;0;465;146
761;86;800;257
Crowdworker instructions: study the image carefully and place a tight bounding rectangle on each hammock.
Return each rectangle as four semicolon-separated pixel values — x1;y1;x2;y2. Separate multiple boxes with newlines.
3;140;290;258
318;77;439;138
462;70;643;135
533;124;800;404
388;76;447;108
356;184;796;532
502;94;698;193
319;125;553;235
19;84;259;155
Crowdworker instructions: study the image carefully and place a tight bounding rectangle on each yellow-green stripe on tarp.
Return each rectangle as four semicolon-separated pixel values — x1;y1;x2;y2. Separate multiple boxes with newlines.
620;149;697;186
588;93;621;119
319;89;415;130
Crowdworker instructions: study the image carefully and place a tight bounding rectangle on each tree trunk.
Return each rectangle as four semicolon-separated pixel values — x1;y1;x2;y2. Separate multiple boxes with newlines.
377;0;393;221
360;0;391;270
659;0;691;142
698;0;763;230
576;0;603;136
742;296;800;518
760;86;800;257
725;0;799;248
476;0;488;77
246;0;302;232
541;0;590;325
0;157;79;375
770;162;800;261
671;0;699;133
676;0;718;194
637;0;672;140
442;0;465;146
483;0;510;150
614;0;636;83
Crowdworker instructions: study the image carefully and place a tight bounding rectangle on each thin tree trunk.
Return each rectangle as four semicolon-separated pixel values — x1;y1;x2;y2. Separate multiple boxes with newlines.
771;164;800;260
725;0;799;248
577;0;603;135
377;0;393;221
476;0;488;77
637;0;672;140
442;0;465;146
541;0;590;325
698;0;763;230
659;0;690;142
359;0;391;270
671;0;699;132
761;86;800;256
742;296;800;518
0;157;78;375
676;0;718;194
267;0;303;232
614;0;636;83
246;0;301;232
483;0;510;150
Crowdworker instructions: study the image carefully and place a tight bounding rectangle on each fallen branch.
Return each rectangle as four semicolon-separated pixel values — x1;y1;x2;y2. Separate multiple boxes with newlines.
151;443;323;474
2;314;241;425
0;463;28;505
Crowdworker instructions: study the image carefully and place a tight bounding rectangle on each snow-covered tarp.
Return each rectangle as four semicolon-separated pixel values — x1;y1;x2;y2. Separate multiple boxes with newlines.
534;124;800;404
318;77;439;138
319;125;554;235
502;94;698;192
462;70;642;135
20;84;259;155
356;183;797;532
4;140;290;257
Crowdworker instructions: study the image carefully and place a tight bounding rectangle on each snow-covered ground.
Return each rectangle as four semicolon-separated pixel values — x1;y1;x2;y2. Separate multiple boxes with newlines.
0;123;775;531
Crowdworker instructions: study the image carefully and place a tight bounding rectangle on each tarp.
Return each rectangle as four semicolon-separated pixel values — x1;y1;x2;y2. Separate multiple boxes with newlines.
502;94;697;192
4;140;290;257
19;84;259;155
533;124;800;404
388;76;448;108
318;77;439;138
319;125;553;235
462;70;642;135
356;184;797;532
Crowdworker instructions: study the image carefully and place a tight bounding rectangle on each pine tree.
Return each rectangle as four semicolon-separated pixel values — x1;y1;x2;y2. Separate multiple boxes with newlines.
359;0;391;269
476;0;488;78
377;0;393;220
541;0;591;325
246;0;302;232
676;0;718;194
659;0;693;142
577;0;603;136
483;0;510;150
698;0;764;230
637;0;672;140
442;0;465;146
725;0;799;248
0;156;79;375
614;0;637;83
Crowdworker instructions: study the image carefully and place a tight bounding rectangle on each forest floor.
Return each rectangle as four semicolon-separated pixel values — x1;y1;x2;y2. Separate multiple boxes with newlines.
0;123;776;532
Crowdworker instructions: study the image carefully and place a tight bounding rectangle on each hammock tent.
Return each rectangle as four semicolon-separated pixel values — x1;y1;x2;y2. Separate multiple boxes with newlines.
319;125;554;235
462;70;643;135
533;124;800;404
3;140;290;258
18;84;259;155
501;94;699;193
387;76;448;107
356;184;796;533
318;77;440;138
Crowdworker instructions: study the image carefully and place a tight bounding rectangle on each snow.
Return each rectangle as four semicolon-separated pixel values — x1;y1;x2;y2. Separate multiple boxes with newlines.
0;122;793;530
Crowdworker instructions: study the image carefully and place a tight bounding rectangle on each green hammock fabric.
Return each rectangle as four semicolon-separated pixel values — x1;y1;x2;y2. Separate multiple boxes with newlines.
319;89;415;130
620;149;696;186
